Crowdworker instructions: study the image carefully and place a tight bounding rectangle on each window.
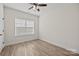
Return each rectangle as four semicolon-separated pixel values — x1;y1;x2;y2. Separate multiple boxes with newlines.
15;18;34;36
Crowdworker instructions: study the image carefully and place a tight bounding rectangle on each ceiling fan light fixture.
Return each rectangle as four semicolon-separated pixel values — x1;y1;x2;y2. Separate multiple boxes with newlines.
32;5;35;9
28;3;47;12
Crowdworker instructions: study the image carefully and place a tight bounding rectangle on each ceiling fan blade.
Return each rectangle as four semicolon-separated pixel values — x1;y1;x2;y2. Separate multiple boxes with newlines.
29;3;38;6
28;3;47;12
38;4;47;6
28;6;33;10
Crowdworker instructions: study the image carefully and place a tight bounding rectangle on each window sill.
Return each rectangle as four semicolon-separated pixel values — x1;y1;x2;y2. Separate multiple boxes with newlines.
15;33;34;37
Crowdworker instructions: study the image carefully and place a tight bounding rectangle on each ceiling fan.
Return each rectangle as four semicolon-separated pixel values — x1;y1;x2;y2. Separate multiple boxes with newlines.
28;3;47;12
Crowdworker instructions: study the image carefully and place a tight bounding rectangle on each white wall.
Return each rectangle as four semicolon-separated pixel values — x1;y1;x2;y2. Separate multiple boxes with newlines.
4;7;39;45
0;4;4;18
39;3;79;53
0;3;4;52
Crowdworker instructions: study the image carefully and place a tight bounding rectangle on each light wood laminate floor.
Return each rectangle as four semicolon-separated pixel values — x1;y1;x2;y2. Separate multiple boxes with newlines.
0;39;79;56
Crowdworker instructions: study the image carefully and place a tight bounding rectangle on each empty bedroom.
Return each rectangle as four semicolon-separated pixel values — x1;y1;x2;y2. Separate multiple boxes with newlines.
0;3;79;56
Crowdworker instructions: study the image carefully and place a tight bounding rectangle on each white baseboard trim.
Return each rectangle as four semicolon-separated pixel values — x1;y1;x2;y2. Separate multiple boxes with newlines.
0;48;3;53
0;49;2;53
41;39;79;54
0;45;5;53
5;39;37;46
66;49;79;54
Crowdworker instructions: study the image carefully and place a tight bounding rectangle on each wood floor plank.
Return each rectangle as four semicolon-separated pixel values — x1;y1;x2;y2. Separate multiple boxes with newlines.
0;39;79;56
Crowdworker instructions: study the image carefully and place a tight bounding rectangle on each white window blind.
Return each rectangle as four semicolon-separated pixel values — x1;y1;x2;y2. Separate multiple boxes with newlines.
15;18;34;36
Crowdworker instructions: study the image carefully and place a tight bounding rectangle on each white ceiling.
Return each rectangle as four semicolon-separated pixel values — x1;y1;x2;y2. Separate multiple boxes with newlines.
4;3;40;16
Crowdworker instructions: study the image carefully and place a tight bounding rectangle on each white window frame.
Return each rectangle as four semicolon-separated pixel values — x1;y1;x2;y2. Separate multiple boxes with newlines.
15;18;34;36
